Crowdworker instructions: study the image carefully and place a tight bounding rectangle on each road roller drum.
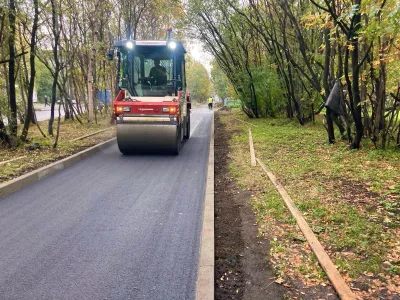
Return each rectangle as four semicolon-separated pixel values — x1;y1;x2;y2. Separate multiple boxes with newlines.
117;123;181;154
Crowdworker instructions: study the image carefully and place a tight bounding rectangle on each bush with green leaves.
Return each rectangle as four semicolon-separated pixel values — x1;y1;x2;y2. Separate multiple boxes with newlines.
226;99;242;108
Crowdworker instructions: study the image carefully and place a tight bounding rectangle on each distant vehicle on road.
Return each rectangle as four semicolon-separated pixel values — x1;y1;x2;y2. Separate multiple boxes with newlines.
56;99;77;105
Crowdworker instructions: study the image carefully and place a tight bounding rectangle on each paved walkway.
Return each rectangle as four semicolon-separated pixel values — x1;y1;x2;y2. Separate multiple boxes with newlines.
34;103;52;111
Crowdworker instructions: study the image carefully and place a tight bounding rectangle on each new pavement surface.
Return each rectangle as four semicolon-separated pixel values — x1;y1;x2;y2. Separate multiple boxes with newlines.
0;106;213;300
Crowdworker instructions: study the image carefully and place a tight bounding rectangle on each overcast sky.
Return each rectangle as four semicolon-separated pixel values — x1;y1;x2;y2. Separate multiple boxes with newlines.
186;40;213;75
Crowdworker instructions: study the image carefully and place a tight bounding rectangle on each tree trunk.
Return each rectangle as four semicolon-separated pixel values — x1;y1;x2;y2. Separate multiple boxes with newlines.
48;0;60;136
87;31;97;123
373;37;387;148
0;112;11;146
8;0;17;138
49;69;59;136
323;24;331;98
53;102;62;148
350;3;363;149
338;0;364;149
21;0;39;141
19;69;27;122
287;64;305;125
87;55;94;123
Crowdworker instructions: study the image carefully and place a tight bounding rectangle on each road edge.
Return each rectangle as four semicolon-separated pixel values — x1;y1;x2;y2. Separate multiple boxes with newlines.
195;113;215;300
0;138;116;199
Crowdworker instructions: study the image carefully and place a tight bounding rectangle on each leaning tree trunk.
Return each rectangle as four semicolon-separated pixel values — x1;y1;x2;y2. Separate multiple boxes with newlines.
323;23;334;142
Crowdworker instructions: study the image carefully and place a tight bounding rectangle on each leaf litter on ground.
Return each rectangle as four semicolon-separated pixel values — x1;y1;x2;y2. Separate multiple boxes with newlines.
0;115;115;184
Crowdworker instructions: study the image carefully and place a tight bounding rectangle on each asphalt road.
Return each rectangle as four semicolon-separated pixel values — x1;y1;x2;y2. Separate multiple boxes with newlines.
2;104;66;125
35;107;65;122
0;106;213;300
34;103;86;122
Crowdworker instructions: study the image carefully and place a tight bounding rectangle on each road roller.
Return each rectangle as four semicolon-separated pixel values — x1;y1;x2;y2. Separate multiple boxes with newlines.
109;30;191;154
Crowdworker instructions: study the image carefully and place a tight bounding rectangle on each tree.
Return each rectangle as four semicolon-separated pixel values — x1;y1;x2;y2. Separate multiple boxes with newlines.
186;0;400;149
186;56;212;102
8;0;17;138
21;0;39;141
211;60;233;100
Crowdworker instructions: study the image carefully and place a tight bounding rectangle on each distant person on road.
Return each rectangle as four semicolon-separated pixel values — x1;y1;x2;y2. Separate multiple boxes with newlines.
208;97;213;110
44;95;48;107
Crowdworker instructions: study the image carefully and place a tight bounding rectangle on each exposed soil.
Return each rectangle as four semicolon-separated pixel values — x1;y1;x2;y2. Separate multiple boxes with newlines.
214;113;285;299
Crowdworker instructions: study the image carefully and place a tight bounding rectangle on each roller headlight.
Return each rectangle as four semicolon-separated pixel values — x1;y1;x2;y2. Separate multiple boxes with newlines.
126;41;134;49
168;41;177;50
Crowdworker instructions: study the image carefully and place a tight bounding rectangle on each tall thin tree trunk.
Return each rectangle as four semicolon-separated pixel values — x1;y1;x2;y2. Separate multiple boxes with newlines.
323;24;331;98
21;0;39;141
373;37;387;148
19;69;27;122
53;102;62;148
323;22;334;142
48;0;60;136
32;109;46;137
8;0;17;138
87;55;94;123
350;1;363;149
87;31;97;123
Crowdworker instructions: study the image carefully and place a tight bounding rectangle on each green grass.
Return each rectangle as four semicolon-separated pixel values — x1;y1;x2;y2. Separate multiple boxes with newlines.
219;109;400;284
252;192;288;222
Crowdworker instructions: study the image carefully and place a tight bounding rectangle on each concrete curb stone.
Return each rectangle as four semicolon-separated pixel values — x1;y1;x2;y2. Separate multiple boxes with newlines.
195;113;215;300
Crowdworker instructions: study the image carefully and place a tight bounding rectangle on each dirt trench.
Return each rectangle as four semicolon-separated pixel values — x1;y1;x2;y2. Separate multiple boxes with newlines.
214;113;285;299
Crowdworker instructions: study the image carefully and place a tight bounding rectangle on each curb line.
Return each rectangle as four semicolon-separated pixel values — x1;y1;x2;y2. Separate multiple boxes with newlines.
0;138;116;199
195;113;215;300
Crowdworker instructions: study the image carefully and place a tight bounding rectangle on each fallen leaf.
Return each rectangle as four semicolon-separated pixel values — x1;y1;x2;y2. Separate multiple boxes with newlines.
275;277;285;284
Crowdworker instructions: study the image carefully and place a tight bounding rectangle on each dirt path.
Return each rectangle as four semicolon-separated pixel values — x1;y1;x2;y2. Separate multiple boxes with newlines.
214;113;285;299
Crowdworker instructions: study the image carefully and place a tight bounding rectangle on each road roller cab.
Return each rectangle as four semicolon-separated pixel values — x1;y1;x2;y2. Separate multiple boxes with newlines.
110;33;191;154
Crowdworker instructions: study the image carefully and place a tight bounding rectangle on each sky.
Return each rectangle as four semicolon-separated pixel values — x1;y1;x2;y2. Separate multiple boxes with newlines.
186;39;213;75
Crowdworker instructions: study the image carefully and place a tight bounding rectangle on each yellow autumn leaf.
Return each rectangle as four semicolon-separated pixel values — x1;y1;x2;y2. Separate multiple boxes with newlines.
373;60;380;67
275;277;285;284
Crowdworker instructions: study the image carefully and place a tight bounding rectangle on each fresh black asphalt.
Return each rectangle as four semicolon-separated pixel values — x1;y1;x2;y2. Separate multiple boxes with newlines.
0;106;213;300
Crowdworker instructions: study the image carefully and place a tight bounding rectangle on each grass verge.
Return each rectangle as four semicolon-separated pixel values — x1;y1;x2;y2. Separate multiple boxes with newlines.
219;109;400;299
0;114;115;183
